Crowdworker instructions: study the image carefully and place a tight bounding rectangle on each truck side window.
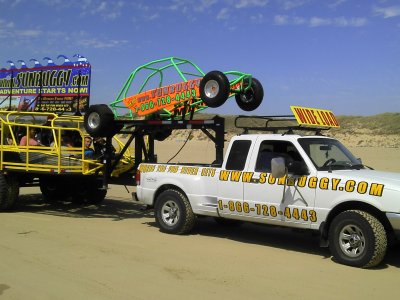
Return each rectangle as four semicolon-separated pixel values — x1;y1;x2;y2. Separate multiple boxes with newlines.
225;140;251;171
255;140;302;172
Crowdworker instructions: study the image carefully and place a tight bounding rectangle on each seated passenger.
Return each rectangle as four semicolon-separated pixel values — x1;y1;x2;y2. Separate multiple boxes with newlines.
84;137;95;158
19;127;42;146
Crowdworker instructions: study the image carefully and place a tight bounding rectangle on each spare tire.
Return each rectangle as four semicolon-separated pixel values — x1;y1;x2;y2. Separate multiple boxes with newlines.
199;71;230;108
84;104;115;137
235;77;264;111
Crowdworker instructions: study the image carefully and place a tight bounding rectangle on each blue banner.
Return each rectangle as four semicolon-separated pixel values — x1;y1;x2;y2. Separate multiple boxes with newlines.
0;54;91;114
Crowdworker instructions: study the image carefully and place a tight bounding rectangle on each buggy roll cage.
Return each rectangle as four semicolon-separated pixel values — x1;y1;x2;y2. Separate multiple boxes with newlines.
108;57;253;121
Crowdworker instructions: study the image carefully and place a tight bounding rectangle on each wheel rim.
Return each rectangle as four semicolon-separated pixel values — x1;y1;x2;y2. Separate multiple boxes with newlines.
87;112;100;130
204;80;219;98
339;224;366;258
161;200;180;226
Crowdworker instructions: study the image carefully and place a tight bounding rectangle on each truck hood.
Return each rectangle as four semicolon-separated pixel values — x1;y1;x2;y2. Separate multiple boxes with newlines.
332;170;400;192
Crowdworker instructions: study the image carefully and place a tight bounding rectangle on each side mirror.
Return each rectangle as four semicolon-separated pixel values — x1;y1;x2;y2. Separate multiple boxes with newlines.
271;157;286;178
287;161;309;175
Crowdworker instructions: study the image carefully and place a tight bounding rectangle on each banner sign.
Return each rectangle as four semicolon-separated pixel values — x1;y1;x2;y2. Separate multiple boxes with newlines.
291;105;340;128
0;54;91;114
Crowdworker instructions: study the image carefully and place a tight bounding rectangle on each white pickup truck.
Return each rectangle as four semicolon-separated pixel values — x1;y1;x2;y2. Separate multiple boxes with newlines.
135;108;400;268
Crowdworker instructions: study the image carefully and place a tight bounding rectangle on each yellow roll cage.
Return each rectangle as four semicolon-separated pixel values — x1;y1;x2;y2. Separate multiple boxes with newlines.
0;110;134;177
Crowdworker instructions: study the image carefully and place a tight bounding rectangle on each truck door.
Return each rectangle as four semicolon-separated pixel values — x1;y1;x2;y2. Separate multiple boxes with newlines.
243;139;317;228
217;139;253;219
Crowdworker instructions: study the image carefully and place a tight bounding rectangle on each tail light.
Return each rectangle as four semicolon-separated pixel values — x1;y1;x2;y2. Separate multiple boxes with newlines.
135;169;141;185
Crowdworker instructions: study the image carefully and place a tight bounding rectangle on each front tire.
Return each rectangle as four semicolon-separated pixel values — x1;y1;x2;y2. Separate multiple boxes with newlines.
155;189;195;234
235;77;264;111
199;71;230;108
328;210;387;268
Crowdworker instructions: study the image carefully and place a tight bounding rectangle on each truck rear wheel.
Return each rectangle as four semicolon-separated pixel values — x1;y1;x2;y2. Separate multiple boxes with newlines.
235;77;263;111
0;173;19;211
155;189;195;234
328;210;387;268
200;71;230;108
84;104;115;137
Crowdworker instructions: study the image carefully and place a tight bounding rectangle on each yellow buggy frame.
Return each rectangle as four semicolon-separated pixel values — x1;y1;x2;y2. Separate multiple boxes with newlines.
0;110;135;210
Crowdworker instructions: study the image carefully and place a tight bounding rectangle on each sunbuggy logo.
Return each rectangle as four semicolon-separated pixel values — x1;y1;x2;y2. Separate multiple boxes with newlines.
219;171;384;197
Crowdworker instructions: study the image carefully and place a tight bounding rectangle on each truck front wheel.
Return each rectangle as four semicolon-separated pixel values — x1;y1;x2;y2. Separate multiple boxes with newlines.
328;210;387;268
155;189;195;234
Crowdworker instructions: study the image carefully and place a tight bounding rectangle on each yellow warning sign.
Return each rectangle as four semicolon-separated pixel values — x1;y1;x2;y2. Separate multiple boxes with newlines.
290;106;340;128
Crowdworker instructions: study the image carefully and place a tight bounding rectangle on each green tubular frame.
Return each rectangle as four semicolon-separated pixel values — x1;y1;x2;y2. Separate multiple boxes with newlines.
109;57;253;120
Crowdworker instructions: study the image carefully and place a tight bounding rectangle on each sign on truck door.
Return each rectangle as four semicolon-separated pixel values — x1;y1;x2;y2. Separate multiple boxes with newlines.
243;138;317;228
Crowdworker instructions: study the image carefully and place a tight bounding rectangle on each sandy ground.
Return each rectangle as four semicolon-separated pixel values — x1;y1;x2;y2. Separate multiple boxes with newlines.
1;141;399;300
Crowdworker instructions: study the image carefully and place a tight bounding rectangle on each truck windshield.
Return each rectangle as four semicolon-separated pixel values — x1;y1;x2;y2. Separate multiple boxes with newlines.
298;137;363;171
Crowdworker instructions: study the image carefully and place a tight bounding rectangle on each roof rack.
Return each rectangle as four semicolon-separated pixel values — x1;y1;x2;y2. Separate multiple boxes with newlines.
234;115;330;135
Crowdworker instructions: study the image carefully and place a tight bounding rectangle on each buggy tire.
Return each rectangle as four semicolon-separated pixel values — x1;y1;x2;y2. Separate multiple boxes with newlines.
200;71;230;108
0;173;19;211
328;210;387;268
235;77;264;111
84;104;115;137
155;189;195;234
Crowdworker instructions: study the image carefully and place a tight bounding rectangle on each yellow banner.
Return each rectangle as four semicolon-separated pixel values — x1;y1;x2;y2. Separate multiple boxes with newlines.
290;106;340;128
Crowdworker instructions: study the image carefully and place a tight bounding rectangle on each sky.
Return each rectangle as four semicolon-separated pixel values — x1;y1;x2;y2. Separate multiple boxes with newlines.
0;0;399;116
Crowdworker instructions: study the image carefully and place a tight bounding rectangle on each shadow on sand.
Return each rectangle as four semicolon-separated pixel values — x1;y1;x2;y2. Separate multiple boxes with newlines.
13;193;400;269
14;192;152;221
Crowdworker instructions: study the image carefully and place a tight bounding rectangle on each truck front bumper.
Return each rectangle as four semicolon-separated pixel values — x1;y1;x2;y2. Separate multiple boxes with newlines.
386;212;400;240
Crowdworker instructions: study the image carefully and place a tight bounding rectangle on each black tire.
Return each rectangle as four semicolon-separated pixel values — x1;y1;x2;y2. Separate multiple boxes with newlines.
84;104;115;137
235;77;264;111
40;178;67;202
0;173;20;211
155;189;195;234
328;210;387;268
199;71;230;108
72;178;107;205
86;188;107;204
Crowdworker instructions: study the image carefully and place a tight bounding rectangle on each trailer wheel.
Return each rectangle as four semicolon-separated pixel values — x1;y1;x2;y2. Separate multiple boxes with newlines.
72;179;106;205
328;210;387;268
155;189;195;234
235;77;264;111
86;188;107;204
40;179;66;202
200;71;230;108
0;173;20;211
84;104;115;137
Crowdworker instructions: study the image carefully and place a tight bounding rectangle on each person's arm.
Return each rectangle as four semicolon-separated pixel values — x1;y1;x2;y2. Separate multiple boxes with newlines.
19;136;27;146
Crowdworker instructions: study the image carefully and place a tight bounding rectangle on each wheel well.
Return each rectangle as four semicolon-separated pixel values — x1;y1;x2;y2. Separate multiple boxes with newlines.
321;201;393;240
152;184;187;207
